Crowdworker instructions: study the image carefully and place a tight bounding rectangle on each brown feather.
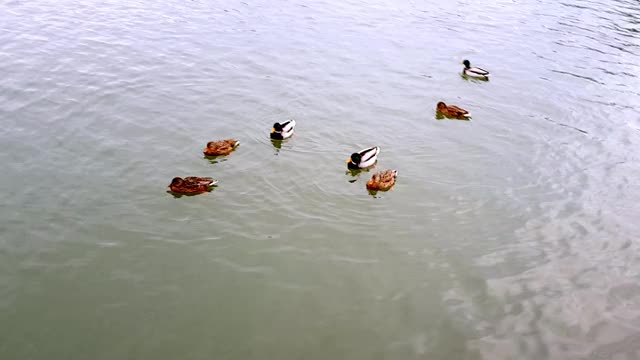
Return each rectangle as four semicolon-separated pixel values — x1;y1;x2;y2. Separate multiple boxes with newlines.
366;170;398;191
169;177;216;194
184;177;215;186
203;139;239;156
437;102;470;119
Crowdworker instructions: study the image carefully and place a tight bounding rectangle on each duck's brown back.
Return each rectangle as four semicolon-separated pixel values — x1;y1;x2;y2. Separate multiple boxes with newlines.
184;177;214;186
447;105;469;117
170;183;209;194
366;170;397;191
203;139;238;156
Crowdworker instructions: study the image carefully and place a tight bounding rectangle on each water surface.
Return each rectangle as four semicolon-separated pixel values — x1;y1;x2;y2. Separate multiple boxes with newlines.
1;0;640;359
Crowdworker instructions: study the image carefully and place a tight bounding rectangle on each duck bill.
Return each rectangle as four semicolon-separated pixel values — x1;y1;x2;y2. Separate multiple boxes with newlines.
271;128;276;134
346;158;352;164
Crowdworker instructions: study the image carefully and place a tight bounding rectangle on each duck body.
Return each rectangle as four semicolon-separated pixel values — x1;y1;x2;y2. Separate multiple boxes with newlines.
366;169;398;191
347;146;380;170
436;101;471;120
270;120;296;140
169;177;217;194
462;60;490;80
203;139;240;156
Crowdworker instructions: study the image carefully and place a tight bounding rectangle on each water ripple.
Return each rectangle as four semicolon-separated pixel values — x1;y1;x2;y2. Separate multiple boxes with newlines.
1;0;640;359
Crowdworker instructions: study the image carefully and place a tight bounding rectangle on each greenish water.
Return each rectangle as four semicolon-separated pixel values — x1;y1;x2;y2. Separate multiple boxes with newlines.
1;0;640;359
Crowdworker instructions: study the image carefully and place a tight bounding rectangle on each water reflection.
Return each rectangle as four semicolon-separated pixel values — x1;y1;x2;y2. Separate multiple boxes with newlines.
204;155;228;165
345;169;360;183
2;0;640;358
366;189;395;198
271;139;287;156
367;189;382;197
270;139;283;152
166;188;215;198
435;112;470;121
460;73;489;82
345;163;377;183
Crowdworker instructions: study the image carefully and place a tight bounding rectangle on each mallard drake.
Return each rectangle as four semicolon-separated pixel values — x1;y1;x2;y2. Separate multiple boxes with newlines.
347;146;380;170
270;120;296;140
437;102;471;119
462;60;490;80
168;177;217;194
366;170;398;191
203;139;239;156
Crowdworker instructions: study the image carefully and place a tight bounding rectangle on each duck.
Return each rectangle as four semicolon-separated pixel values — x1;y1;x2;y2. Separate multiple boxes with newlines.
462;60;490;80
436;101;471;119
203;139;240;156
366;170;398;192
347;146;380;170
168;177;217;194
270;119;296;140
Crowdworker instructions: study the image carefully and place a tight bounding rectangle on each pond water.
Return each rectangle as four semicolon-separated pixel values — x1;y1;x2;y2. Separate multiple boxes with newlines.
1;0;640;359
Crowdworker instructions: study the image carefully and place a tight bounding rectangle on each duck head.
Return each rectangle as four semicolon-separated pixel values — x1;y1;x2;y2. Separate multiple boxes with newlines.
170;177;184;187
462;60;471;69
437;102;447;111
272;122;283;133
348;152;362;165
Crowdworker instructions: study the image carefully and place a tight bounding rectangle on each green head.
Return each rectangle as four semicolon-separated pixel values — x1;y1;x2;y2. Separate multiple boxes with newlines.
348;152;361;164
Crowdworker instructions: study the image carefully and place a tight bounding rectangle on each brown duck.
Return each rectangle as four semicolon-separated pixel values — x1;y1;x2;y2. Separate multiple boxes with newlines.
436;102;471;119
168;177;217;194
366;170;398;192
203;139;240;156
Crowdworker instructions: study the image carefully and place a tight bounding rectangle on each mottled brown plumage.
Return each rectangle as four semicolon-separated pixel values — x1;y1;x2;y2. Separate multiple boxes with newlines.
436;102;471;119
169;177;217;194
366;170;398;192
203;139;239;156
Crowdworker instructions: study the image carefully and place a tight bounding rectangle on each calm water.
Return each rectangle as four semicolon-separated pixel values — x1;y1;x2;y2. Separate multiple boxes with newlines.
1;0;640;358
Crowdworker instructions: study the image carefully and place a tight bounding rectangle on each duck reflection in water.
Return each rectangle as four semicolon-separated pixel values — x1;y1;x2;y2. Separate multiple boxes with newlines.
270;139;283;155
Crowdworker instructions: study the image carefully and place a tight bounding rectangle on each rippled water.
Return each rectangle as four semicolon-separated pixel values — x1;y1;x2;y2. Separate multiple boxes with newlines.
1;0;640;358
